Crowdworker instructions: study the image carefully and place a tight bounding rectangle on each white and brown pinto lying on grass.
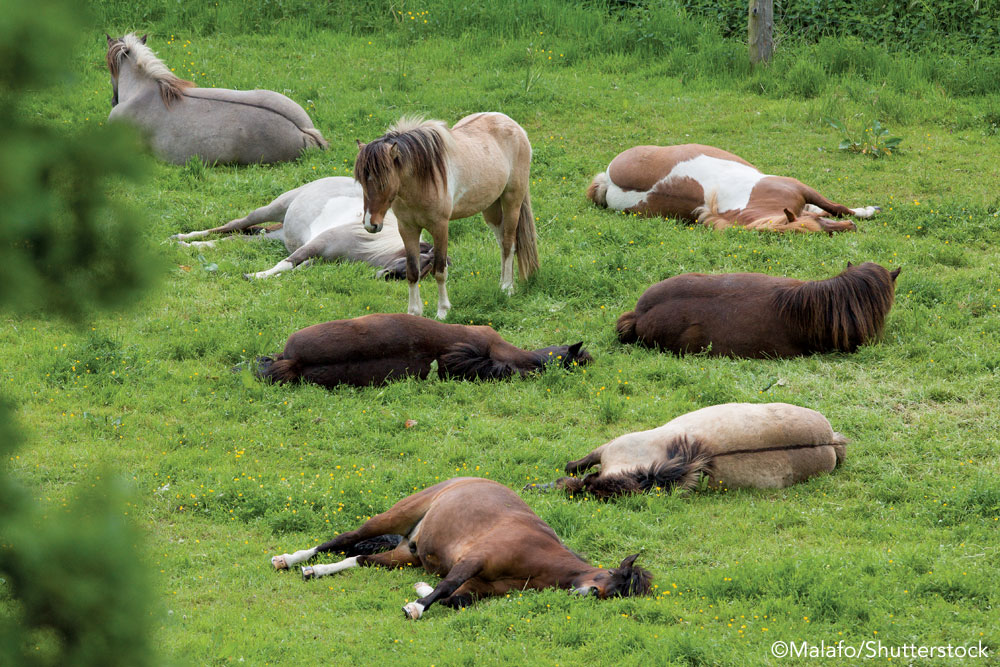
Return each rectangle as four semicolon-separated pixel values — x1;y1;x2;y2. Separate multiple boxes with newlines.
587;144;879;233
106;34;327;164
531;403;847;498
171;177;438;280
254;313;591;388
271;477;652;619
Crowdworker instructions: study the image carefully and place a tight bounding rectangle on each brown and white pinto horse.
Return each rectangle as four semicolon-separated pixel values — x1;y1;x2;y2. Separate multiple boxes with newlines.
530;403;847;498
587;144;879;233
355;113;538;319
253;313;591;388
271;477;652;618
616;262;899;358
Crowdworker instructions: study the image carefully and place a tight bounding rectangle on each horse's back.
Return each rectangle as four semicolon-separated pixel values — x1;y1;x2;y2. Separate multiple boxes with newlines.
607;144;755;193
629;272;803;357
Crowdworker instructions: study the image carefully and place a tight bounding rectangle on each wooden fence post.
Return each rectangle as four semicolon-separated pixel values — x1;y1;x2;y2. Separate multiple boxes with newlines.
748;0;774;65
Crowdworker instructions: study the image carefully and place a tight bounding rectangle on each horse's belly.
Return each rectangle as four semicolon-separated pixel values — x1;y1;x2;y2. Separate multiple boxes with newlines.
298;357;432;388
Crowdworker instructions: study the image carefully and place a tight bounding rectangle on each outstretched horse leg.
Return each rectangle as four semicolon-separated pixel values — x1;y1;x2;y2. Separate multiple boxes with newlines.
244;226;353;280
427;221;451;320
171;185;302;242
301;540;419;580
271;481;446;570
801;186;879;219
402;557;484;620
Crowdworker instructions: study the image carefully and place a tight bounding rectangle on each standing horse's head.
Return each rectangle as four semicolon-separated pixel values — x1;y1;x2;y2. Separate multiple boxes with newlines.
355;139;401;234
571;554;652;599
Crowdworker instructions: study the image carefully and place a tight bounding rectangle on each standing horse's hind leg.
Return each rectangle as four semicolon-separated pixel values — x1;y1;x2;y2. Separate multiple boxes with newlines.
496;196;521;295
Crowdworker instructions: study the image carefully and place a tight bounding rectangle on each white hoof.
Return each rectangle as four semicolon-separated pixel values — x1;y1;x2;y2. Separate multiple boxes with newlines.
501;283;515;296
436;308;449;320
402;601;425;620
414;582;434;597
301;566;315;580
271;555;288;570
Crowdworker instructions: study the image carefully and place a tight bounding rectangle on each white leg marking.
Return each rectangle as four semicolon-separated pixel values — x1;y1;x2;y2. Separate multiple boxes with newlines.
435;268;450;320
171;229;211;241
804;204;824;214
306;556;359;578
850;206;879;218
248;259;294;280
403;601;426;620
271;547;318;570
408;282;423;317
414;582;434;597
500;250;515;295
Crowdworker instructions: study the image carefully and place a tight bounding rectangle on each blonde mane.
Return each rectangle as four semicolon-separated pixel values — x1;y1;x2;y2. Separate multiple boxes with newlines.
107;33;194;107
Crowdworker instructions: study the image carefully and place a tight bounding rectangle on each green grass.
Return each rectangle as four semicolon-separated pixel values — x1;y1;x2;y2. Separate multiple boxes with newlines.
6;17;1000;666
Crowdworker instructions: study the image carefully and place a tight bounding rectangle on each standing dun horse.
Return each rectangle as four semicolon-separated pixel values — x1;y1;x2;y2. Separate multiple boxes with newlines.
355;113;539;319
253;313;591;388
171;177;439;280
617;262;899;358
106;33;327;164
530;403;847;498
588;144;879;233
271;477;652;619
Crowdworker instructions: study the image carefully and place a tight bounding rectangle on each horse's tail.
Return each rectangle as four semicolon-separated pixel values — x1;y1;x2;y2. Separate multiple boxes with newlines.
254;356;300;384
516;190;540;279
616;310;639;344
587;171;609;207
301;127;329;150
347;534;404;556
832;432;849;467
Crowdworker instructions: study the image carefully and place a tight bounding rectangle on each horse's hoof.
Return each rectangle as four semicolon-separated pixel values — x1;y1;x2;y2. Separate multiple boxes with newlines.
402;602;424;620
414;582;434;597
271;555;288;570
301;566;315;581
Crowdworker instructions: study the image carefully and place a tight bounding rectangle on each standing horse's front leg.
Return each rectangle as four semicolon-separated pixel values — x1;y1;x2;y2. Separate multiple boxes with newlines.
429;223;451;320
397;223;425;317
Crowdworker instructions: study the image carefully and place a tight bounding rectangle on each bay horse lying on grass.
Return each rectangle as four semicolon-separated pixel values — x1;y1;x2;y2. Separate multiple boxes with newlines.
171;177;438;280
254;313;591;388
617;262;899;358
530;403;847;498
106;33;326;164
587;144;879;233
355;113;538;319
271;477;652;618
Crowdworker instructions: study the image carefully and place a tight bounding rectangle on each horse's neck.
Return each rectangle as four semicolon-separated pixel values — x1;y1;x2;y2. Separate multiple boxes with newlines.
548;550;600;587
116;63;160;106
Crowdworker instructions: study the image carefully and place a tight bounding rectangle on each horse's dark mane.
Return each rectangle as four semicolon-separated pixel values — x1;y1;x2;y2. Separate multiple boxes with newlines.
610;564;654;597
439;342;520;380
772;262;896;352
355;118;449;193
580;436;713;499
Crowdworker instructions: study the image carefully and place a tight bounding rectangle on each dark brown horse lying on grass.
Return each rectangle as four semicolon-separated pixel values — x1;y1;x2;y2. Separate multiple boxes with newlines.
529;403;847;498
271;477;652;618
617;262;899;358
588;144;879;233
254;313;591;388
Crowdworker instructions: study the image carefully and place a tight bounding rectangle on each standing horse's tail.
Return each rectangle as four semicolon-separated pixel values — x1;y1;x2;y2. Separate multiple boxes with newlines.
301;127;329;150
616;310;639;344
516;190;540;279
587;171;610;207
254;356;301;384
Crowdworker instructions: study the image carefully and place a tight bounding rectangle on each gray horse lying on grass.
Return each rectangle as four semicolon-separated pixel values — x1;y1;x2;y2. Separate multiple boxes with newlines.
172;177;439;280
106;33;327;165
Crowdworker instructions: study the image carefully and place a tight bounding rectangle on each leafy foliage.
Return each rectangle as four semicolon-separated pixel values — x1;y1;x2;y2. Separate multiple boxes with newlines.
0;1;156;664
827;118;903;157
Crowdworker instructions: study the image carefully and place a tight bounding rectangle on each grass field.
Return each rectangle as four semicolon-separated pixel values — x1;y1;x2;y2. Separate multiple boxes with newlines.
7;8;1000;665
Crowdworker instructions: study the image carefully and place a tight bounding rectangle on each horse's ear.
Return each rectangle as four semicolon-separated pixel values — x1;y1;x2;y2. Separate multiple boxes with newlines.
890;267;901;281
847;261;854;268
140;34;148;44
619;553;639;569
389;142;400;161
567;341;583;357
356;139;365;152
783;208;796;224
106;33;114;46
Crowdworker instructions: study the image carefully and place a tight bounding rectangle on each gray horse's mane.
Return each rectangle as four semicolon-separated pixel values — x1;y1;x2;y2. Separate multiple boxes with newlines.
355;116;452;193
106;33;194;107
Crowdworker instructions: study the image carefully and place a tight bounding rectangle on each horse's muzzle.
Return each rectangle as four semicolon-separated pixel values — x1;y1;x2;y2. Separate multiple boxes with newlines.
573;586;599;597
363;211;383;234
